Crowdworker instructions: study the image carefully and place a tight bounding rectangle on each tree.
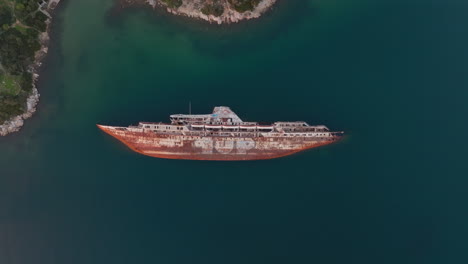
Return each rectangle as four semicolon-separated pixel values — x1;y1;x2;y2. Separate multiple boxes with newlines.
15;3;25;11
228;0;261;12
0;6;14;26
201;3;225;17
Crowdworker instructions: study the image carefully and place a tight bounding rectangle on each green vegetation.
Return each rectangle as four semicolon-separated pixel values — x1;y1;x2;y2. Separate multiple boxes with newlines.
201;2;224;17
0;73;22;95
228;0;260;12
1;27;41;73
24;9;48;32
0;0;50;124
160;0;183;9
0;93;29;122
0;4;13;26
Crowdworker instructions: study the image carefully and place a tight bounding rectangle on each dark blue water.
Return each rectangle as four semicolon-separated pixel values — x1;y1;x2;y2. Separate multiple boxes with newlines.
1;0;467;263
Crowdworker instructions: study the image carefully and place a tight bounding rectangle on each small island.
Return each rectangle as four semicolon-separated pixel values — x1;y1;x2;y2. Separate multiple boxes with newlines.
122;0;277;24
0;0;60;136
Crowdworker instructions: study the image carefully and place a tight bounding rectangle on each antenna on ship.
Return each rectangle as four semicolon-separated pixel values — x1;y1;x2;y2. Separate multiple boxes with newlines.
189;101;192;115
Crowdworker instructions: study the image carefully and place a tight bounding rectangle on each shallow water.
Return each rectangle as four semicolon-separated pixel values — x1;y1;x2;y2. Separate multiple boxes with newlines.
1;0;467;263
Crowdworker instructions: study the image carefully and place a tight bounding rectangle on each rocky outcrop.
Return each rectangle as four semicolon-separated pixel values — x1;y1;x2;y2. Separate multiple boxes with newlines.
127;0;277;24
0;87;39;136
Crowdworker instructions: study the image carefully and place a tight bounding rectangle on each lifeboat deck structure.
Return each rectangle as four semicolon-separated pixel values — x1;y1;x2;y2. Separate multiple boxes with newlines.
97;106;344;160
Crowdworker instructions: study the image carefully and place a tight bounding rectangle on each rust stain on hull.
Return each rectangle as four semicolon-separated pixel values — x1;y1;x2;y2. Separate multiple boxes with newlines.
97;125;341;161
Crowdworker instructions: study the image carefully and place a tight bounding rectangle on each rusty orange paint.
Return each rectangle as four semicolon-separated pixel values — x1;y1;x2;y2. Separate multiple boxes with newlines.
97;125;342;161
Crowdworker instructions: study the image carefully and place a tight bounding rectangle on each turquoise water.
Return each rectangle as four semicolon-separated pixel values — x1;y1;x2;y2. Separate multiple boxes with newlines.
1;0;467;263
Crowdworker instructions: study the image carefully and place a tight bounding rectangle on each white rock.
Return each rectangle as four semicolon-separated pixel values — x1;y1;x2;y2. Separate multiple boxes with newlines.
145;0;276;24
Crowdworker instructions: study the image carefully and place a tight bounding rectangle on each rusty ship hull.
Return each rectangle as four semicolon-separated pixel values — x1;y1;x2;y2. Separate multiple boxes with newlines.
98;106;343;161
98;125;339;160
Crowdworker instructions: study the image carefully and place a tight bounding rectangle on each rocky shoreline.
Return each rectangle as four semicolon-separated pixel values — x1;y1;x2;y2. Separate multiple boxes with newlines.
124;0;277;24
0;0;61;136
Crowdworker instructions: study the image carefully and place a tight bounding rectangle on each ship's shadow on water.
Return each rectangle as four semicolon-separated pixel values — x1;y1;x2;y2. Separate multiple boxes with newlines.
105;0;314;58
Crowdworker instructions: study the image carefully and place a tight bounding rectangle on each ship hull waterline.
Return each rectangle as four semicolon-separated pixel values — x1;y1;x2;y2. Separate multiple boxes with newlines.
97;125;342;161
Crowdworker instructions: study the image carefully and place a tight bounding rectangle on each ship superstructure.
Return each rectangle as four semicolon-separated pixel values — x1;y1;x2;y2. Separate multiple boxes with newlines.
98;107;343;160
